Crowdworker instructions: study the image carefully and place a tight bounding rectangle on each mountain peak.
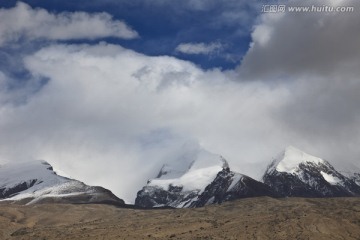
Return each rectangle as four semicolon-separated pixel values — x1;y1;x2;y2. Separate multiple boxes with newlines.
272;146;325;174
148;153;225;193
0;160;124;205
136;150;277;208
136;147;235;208
263;146;360;198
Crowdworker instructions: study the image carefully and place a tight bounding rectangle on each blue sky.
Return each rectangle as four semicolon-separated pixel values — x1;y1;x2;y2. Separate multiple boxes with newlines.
1;0;258;70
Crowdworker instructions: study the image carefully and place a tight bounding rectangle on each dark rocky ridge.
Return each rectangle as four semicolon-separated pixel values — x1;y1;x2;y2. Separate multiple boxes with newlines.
136;147;360;208
262;149;360;198
135;185;199;208
189;167;279;207
0;180;37;199
135;160;280;208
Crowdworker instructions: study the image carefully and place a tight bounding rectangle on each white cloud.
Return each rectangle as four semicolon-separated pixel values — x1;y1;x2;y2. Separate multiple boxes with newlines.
0;2;138;46
175;42;223;55
1;0;360;204
2;35;360;202
0;43;291;203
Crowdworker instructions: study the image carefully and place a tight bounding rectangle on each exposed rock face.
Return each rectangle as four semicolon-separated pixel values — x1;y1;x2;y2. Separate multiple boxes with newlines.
135;148;278;208
0;180;37;199
262;146;360;197
135;149;226;208
135;185;200;208
0;160;125;205
137;146;360;208
352;173;360;186
189;168;278;208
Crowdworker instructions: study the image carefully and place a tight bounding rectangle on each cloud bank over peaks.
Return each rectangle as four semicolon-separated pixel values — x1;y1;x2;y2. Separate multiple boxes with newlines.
0;42;291;202
236;0;360;169
0;2;138;46
1;0;360;203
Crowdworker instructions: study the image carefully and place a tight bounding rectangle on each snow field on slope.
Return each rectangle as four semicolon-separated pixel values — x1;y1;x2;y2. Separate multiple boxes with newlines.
275;146;325;173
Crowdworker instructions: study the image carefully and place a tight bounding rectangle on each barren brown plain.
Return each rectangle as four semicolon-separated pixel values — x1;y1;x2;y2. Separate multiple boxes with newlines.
1;197;360;240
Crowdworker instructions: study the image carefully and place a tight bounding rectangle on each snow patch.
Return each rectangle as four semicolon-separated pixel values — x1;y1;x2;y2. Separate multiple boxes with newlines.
157;148;225;180
149;165;223;193
148;147;225;194
227;173;243;192
320;171;341;185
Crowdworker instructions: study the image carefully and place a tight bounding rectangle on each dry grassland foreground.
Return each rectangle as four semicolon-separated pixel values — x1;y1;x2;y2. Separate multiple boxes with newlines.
0;197;360;240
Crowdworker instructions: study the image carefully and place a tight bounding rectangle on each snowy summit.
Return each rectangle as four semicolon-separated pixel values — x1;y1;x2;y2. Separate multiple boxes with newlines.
136;147;277;208
0;160;124;205
263;146;360;197
148;149;227;194
271;146;325;174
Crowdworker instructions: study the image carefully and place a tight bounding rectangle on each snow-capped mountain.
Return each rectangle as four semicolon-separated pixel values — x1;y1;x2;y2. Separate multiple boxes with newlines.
190;167;279;208
135;148;278;208
0;160;124;205
135;148;226;208
262;146;360;197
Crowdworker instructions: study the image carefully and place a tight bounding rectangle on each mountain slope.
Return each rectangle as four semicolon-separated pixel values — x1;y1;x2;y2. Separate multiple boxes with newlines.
337;164;360;187
262;146;360;197
0;160;124;205
190;167;278;207
135;148;278;208
136;149;226;208
351;173;360;186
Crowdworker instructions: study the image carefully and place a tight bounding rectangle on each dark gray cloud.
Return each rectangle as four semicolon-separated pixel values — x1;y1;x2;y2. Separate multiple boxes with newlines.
238;0;360;169
273;75;360;168
239;0;360;79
